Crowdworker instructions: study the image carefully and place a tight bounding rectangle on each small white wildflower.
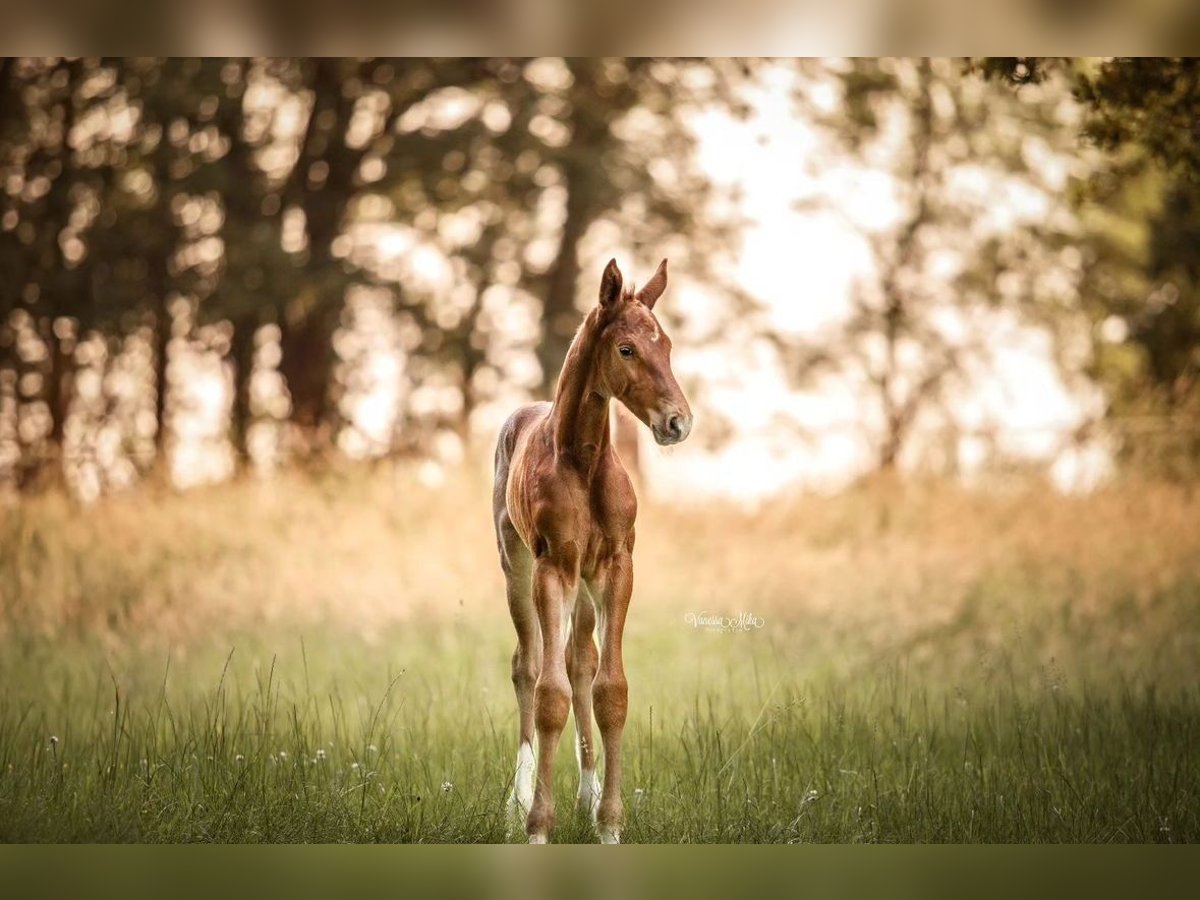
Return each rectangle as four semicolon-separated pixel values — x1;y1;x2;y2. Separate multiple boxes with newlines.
367;744;378;754
804;790;819;803
49;735;59;747
351;762;360;770
441;781;454;793
316;749;326;761
278;751;288;761
235;754;245;764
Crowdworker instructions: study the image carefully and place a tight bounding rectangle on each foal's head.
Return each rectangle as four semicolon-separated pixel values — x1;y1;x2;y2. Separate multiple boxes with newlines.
592;258;693;446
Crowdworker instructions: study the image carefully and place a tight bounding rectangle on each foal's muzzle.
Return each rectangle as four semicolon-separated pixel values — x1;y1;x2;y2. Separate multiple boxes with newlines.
651;410;693;446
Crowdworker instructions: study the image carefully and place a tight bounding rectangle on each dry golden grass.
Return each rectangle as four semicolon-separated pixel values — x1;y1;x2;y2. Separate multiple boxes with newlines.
2;461;1199;684
638;475;1200;678
0;460;1190;696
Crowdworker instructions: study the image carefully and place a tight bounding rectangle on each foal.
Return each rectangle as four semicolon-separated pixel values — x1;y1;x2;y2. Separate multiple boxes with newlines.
492;258;693;843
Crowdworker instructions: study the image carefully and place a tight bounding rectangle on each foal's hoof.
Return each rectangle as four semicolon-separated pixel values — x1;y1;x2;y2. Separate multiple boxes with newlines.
597;824;621;844
506;797;530;841
576;795;600;824
528;833;549;844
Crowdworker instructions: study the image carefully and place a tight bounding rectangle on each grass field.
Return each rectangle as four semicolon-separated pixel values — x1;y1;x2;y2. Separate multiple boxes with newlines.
1;464;1198;842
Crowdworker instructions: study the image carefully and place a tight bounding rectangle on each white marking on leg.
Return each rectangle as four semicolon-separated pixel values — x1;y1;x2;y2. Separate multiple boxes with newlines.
508;740;535;824
598;824;621;844
576;741;601;822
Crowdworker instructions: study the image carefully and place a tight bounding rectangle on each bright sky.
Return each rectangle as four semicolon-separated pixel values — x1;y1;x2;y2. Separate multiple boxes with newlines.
636;62;1110;500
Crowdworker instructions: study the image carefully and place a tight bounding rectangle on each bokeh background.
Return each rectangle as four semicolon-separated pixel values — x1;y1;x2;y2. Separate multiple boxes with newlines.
1;58;1198;843
3;57;1200;500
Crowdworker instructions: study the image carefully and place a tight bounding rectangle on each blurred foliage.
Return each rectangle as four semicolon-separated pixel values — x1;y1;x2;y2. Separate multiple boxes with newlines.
783;58;1086;471
980;57;1200;475
4;58;1200;493
0;57;752;489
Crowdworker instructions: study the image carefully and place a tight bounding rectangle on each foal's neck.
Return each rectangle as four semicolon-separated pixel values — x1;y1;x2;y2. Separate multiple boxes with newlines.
550;310;611;470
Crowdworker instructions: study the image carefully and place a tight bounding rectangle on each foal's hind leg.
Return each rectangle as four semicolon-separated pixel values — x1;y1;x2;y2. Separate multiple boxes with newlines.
498;514;538;837
526;555;578;843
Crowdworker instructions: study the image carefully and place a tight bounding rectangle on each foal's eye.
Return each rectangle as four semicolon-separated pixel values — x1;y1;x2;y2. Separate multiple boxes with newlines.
618;345;635;359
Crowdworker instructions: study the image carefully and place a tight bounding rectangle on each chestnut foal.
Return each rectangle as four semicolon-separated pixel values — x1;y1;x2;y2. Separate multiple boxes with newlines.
492;258;692;843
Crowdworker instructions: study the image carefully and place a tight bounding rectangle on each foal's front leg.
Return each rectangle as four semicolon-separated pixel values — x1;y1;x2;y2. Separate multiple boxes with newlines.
527;556;577;843
592;549;633;844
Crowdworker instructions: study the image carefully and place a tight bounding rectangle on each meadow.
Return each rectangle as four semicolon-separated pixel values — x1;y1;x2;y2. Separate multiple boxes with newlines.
1;462;1198;842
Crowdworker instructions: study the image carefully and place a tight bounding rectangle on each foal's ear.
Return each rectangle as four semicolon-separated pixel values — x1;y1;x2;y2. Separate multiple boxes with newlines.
636;259;668;309
599;258;623;309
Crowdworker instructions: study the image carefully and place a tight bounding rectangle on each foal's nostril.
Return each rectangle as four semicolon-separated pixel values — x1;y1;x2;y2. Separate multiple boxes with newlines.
667;414;683;439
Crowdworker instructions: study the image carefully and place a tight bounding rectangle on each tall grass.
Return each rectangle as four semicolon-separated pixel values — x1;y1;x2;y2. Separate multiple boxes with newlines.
1;464;1198;841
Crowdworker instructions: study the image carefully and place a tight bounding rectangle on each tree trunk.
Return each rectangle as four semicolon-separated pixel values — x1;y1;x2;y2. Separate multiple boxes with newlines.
16;318;73;491
35;320;73;490
874;59;933;476
153;297;172;459
278;300;338;443
275;59;356;450
879;416;902;471
229;314;257;462
13;327;38;490
45;324;73;451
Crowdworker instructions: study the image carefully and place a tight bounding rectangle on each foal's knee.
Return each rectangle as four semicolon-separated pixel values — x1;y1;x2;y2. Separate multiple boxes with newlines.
534;669;572;733
592;672;628;731
567;638;599;686
511;648;537;694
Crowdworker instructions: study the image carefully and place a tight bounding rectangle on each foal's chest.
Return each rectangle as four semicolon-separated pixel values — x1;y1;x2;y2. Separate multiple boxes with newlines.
509;443;637;571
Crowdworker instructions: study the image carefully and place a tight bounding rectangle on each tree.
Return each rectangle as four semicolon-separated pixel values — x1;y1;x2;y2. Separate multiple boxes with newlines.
983;57;1200;472
0;58;133;486
1077;60;1200;415
201;58;504;455
0;57;757;493
780;58;1087;473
